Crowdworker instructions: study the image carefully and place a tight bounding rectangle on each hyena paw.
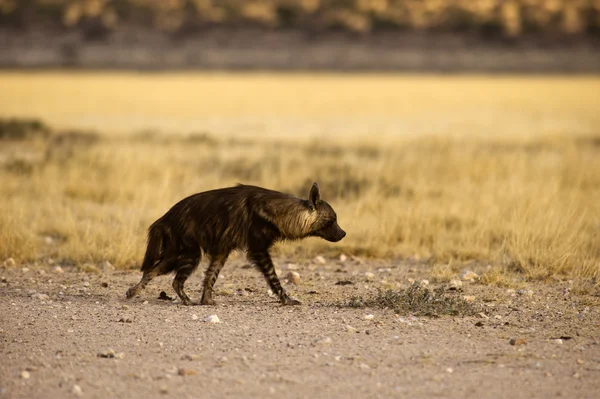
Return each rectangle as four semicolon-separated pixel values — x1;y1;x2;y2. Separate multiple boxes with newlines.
125;287;136;299
281;296;301;306
200;297;216;306
181;298;195;306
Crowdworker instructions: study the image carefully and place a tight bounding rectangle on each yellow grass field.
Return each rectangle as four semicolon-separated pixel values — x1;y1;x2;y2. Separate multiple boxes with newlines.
0;73;599;285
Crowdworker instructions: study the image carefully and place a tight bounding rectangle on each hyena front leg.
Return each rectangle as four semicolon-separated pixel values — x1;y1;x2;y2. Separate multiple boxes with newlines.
200;253;229;305
172;253;201;306
248;250;300;306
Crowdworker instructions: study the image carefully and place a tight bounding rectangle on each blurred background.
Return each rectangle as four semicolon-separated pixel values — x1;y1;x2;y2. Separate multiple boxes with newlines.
0;0;599;285
0;0;599;71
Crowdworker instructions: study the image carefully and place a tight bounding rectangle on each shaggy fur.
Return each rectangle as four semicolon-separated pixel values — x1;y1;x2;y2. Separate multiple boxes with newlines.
126;182;345;305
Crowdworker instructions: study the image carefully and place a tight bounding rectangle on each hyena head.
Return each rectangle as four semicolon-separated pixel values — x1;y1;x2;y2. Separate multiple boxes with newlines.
307;182;346;242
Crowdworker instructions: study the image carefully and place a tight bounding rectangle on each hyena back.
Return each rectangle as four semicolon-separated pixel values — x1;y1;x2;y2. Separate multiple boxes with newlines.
125;182;345;306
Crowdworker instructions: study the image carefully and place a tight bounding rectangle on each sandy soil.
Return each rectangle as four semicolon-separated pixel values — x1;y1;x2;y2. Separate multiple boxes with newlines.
1;257;599;399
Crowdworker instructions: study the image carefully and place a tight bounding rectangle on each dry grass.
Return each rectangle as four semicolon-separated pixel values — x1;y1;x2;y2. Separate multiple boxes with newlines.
0;73;599;285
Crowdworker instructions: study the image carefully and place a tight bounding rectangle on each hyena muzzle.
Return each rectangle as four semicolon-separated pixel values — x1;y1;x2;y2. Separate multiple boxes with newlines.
125;182;345;306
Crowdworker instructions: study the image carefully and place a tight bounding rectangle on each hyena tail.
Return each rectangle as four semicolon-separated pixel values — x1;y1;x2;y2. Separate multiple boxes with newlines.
140;222;166;272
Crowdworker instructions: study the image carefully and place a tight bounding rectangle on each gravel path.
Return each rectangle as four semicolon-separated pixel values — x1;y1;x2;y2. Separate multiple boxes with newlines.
1;258;599;399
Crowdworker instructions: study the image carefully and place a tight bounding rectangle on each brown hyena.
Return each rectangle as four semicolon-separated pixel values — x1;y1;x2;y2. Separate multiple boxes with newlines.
125;182;345;306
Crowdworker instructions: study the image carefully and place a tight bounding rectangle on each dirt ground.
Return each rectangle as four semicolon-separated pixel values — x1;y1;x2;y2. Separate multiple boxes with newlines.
1;257;599;399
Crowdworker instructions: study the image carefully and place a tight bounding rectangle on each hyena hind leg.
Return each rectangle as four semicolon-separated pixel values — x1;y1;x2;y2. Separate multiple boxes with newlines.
125;268;160;299
172;258;200;306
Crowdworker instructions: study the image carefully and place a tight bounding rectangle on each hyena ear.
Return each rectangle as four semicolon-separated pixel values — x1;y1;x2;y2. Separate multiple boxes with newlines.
309;181;321;210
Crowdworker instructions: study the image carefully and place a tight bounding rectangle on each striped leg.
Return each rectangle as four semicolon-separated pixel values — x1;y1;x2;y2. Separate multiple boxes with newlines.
248;250;300;306
172;253;201;306
200;253;229;305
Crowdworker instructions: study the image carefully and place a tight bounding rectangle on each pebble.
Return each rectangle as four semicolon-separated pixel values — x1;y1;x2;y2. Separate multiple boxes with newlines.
286;271;301;285
446;367;454;373
419;279;430;286
364;314;375;320
460;270;479;281
314;256;326;265
159;385;168;394
97;349;125;359
364;272;375;281
20;370;30;379
449;279;463;289
21;267;29;273
339;254;347;262
358;363;370;370
554;339;564;345
462;295;476;302
204;315;220;324
83;282;90;287
191;314;199;321
32;293;49;301
143;301;148;305
178;368;197;376
345;325;357;333
509;338;527;346
315;336;332;345
517;289;534;298
72;385;83;396
476;312;489;319
4;258;16;267
52;266;64;274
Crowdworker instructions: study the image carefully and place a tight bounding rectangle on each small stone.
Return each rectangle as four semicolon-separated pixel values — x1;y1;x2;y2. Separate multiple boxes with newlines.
143;301;148;305
449;279;463;290
476;312;489;319
122;305;129;310
21;267;29;273
285;263;299;271
72;385;83;396
181;354;200;361
446;367;454;373
204;315;220;324
32;293;49;301
191;314;199;321
178;368;197;376
517;289;534;298
159;385;168;394
339;254;347;262
419;279;430;286
364;314;375;320
20;370;30;379
364;272;375;281
573;373;580;379
4;258;16;267
494;315;503;320
315;336;332;345
345;325;357;333
554;339;564;345
509;338;527;346
98;349;117;358
314;256;326;265
83;282;90;287
101;282;109;288
463;295;476;302
460;270;479;281
286;271;301;285
358;363;370;370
